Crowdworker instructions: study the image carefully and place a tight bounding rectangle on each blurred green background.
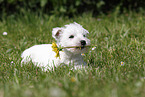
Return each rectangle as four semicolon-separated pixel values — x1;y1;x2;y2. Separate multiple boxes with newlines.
1;0;145;18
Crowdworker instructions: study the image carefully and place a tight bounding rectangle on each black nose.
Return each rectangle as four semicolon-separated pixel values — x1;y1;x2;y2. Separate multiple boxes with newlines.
80;40;86;46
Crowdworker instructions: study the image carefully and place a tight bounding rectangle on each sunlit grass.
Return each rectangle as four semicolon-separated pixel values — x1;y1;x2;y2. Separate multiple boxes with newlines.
0;12;145;97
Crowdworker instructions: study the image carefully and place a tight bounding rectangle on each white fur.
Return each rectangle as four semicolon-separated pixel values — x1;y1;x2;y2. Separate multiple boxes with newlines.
21;22;90;70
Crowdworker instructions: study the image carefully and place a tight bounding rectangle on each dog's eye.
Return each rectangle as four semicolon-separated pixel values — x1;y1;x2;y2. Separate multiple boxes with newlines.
83;35;86;37
69;35;74;38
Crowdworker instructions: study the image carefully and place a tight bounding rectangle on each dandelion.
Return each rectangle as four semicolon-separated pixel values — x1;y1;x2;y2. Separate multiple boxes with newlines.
121;61;124;66
51;41;96;58
92;47;96;50
51;42;62;58
3;32;7;35
71;77;76;82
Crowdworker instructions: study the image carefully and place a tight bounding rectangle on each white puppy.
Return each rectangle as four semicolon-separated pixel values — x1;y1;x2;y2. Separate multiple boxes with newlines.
21;22;90;70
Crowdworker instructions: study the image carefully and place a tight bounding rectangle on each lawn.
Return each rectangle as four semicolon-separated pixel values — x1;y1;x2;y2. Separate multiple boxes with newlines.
0;12;145;97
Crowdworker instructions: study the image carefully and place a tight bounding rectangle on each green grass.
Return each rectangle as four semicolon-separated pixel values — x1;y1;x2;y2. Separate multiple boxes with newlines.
0;12;145;97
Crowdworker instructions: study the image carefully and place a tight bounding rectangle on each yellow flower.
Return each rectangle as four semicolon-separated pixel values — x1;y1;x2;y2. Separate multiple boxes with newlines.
51;41;96;58
52;42;60;58
71;77;76;82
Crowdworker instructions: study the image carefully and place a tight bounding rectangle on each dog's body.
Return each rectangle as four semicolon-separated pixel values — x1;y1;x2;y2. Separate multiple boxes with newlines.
21;22;90;70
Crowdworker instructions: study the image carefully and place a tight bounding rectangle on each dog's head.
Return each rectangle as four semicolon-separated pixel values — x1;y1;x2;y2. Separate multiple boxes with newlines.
52;22;90;54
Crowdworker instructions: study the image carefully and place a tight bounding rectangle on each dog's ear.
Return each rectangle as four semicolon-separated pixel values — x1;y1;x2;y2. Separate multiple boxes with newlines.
52;27;63;40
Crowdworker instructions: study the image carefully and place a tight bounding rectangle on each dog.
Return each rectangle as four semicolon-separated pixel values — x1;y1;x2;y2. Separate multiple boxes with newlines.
21;22;91;70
